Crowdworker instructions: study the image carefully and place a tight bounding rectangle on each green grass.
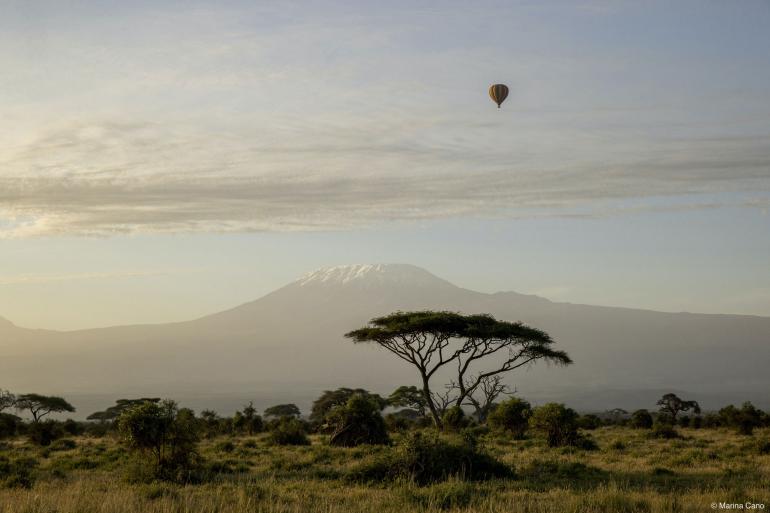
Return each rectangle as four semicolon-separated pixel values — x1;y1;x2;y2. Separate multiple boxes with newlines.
1;427;768;512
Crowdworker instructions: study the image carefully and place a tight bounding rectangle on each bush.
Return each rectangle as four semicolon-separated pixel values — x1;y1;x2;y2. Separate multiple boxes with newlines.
401;479;479;510
629;409;653;429
442;406;469;431
215;440;236;453
27;420;63;446
577;414;602;430
327;394;389;447
529;403;579;447
348;431;512;486
50;438;77;451
268;417;310;446
488;398;531;438
311;388;387;426
649;423;681;439
117;400;202;483
522;459;606;484
0;413;19;439
62;419;83;436
0;456;38;489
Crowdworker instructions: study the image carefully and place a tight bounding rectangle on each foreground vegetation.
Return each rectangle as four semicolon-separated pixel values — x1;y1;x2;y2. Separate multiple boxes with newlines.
1;425;768;513
2;312;768;511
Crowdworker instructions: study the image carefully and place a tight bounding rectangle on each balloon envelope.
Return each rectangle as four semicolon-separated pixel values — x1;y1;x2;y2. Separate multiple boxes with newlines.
489;84;509;108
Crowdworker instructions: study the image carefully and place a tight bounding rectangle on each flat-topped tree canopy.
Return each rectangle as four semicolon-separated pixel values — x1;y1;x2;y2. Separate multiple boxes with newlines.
345;311;571;428
15;393;75;422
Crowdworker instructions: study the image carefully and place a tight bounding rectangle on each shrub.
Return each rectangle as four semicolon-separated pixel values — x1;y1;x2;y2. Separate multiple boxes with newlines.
348;431;512;486
629;409;654;429
488;398;531;438
268;417;310;446
0;456;38;489
401;479;478;510
0;413;19;439
577;414;602;430
50;438;77;451
442;406;469;431
521;459;606;486
215;440;236;453
27;420;63;446
649;422;681;439
311;388;387;426
117;400;202;483
62;419;83;436
326;394;389;447
529;403;579;447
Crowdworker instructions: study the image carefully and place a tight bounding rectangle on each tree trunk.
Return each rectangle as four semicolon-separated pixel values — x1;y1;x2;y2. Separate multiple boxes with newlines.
421;375;442;429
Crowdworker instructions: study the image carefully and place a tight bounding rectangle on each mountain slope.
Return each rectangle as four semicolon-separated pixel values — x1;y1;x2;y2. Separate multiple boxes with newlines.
1;264;768;412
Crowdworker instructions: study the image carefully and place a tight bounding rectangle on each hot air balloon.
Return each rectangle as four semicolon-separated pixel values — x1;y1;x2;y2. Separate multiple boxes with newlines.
489;83;509;108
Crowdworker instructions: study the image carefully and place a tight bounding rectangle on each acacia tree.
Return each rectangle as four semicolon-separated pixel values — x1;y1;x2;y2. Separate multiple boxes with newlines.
387;386;428;417
310;388;387;425
460;375;513;423
15;394;75;422
87;398;161;422
657;393;700;422
345;311;571;428
264;404;301;419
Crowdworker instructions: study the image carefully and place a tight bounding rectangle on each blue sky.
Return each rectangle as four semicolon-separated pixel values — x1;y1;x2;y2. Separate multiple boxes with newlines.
0;0;768;329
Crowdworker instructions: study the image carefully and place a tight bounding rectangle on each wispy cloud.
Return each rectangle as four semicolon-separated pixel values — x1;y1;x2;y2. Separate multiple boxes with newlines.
0;119;768;237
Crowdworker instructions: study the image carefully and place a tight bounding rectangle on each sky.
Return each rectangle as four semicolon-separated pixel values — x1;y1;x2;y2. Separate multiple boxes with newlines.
0;0;768;330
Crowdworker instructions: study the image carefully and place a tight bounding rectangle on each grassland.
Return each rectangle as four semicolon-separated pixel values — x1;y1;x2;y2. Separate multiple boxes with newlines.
1;427;768;513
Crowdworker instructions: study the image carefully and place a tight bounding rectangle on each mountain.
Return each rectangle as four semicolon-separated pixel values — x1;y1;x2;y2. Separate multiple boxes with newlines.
1;264;769;416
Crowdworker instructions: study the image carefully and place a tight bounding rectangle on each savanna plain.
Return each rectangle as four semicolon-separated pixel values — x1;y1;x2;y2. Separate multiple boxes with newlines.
1;422;768;513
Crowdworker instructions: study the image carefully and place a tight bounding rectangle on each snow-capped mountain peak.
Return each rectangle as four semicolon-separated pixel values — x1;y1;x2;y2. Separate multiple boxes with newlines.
296;264;454;289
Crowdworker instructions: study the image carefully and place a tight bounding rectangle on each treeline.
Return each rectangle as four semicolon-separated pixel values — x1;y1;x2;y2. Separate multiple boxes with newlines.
2;386;770;487
2;387;769;445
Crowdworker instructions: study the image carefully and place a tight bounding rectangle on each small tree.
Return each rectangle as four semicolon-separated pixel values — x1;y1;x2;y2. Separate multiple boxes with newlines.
719;402;764;435
629;409;654;429
117;400;200;482
346;311;571;428
488;397;531;438
268;417;310;446
87;398;160;422
240;402;263;435
441;406;469;431
657;393;700;423
264;404;301;419
462;375;512;423
327;394;389;447
529;403;579;447
387;386;427;417
15;394;75;422
310;388;387;425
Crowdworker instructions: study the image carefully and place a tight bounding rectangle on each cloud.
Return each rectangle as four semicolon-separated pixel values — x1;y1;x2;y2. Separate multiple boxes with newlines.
0;119;768;237
1;2;769;237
